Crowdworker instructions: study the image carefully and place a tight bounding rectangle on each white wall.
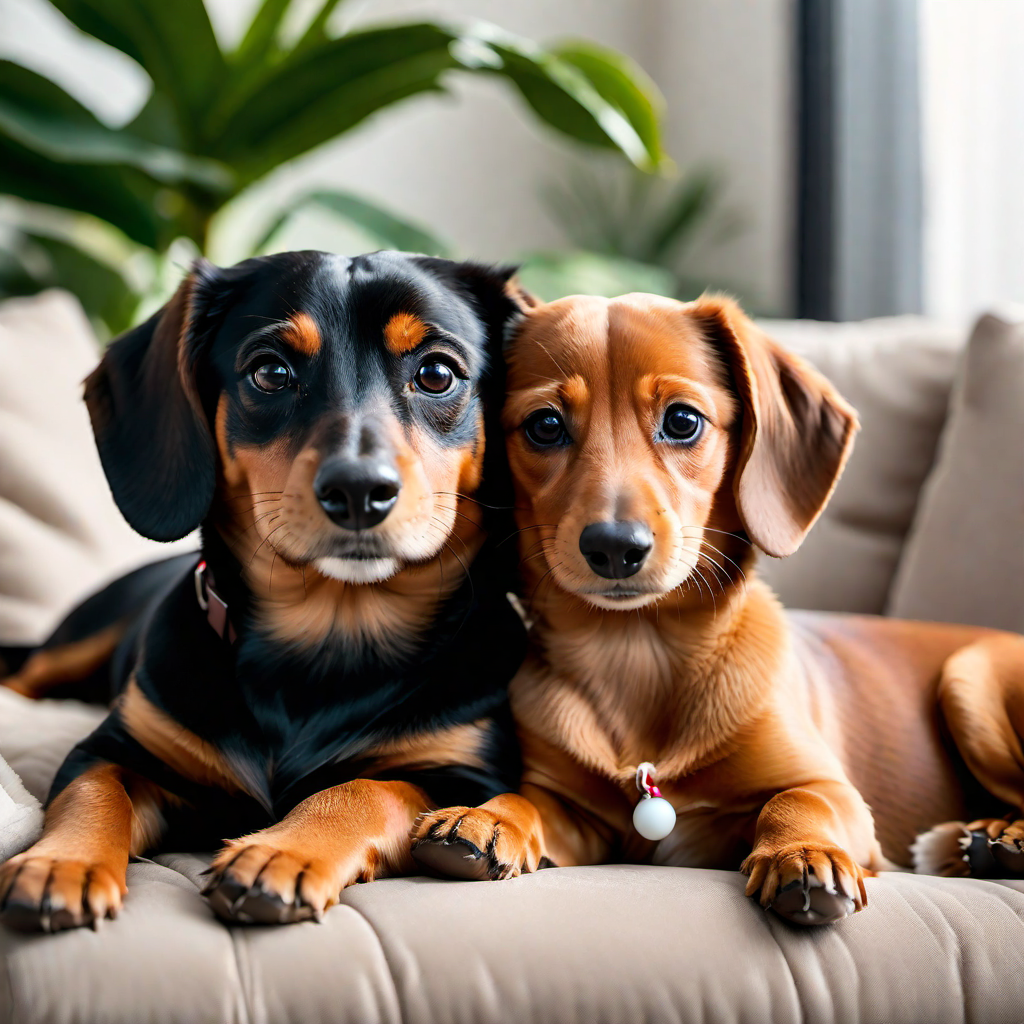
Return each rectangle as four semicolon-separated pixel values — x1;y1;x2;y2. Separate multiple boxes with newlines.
0;0;796;314
650;0;795;312
920;0;1024;325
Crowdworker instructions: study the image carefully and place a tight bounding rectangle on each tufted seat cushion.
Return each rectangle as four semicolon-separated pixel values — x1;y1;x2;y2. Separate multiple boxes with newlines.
2;687;1024;1024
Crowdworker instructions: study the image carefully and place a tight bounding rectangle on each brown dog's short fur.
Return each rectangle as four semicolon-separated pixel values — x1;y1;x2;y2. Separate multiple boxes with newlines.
412;293;1024;924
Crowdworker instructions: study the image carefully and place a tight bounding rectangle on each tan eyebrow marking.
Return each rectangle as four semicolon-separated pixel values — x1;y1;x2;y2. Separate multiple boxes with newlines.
281;311;321;356
384;312;429;355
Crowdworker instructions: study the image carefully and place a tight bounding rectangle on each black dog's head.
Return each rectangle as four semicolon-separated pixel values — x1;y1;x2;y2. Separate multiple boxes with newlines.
86;251;523;584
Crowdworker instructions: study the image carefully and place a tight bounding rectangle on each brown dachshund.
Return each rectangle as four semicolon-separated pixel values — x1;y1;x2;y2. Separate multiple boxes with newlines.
412;292;1024;925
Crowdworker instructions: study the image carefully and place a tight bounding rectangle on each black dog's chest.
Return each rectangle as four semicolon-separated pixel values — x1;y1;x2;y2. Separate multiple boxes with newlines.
228;643;422;810
121;560;524;821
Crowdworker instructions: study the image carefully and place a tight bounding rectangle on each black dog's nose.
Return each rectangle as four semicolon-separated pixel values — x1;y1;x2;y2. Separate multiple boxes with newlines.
579;521;653;579
314;459;401;530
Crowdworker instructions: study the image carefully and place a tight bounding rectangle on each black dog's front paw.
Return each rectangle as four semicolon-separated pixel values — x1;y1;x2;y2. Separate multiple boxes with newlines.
0;854;123;932
202;842;339;925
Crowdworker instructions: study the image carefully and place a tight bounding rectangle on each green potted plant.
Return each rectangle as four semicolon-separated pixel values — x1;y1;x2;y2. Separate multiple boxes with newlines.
0;0;665;335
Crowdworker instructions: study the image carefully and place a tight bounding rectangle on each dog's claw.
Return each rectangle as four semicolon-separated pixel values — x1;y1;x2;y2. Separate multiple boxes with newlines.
988;821;1024;875
202;843;339;925
743;843;865;927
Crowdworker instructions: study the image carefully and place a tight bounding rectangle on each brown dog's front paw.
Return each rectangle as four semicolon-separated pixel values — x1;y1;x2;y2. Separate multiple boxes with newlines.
411;807;540;881
742;843;866;926
202;842;343;925
0;855;124;932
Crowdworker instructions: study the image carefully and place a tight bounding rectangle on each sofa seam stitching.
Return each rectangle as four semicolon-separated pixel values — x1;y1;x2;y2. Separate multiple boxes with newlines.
226;924;257;1024
339;896;407;1024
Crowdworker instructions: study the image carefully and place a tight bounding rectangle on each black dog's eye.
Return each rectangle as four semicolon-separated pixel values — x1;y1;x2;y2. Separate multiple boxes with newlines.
663;404;704;443
252;362;292;393
525;410;568;447
414;360;456;395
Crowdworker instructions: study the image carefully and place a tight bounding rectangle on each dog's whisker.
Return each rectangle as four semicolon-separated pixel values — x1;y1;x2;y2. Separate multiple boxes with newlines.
431;491;522;513
223;491;284;502
691;564;718;615
248;519;287;569
694;527;753;546
693;537;749;582
497;524;558;549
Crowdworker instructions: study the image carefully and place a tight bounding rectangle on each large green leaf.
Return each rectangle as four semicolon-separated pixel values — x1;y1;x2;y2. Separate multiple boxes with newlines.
0;62;232;190
233;0;291;68
255;189;452;256
291;0;348;55
0;246;41;301
551;41;664;171
208;21;663;181
471;26;662;170
207;24;453;175
46;0;226;140
0;138;164;248
3;228;139;333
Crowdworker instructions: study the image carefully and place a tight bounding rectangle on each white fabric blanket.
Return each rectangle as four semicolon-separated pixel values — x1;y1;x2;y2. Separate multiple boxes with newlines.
0;686;105;860
0;749;42;862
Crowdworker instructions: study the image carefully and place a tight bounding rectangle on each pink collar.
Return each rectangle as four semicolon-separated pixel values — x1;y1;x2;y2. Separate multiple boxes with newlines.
194;560;238;644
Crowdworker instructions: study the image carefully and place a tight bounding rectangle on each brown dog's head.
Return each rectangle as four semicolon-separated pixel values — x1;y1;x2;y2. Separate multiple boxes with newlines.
503;293;858;610
85;251;521;585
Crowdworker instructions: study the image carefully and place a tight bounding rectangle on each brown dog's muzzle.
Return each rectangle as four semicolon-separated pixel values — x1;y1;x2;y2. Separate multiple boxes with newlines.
578;521;653;580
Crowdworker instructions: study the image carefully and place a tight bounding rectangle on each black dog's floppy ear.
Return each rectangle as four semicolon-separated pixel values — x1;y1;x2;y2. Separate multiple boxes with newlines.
84;259;224;541
693;294;859;559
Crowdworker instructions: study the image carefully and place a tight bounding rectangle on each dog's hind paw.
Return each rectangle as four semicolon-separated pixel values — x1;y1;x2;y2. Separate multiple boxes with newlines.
987;819;1024;874
742;843;866;926
911;821;974;876
913;819;1024;877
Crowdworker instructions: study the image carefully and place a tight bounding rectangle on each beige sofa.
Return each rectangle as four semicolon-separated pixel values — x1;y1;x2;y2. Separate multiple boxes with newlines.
1;291;1023;1024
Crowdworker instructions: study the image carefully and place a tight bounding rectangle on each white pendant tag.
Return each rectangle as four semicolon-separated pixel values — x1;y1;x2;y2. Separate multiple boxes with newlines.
633;762;677;840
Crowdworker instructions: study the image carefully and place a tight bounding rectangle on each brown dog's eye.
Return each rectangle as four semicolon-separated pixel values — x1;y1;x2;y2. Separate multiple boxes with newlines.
525;410;568;447
663;405;703;443
252;362;292;393
414;360;456;395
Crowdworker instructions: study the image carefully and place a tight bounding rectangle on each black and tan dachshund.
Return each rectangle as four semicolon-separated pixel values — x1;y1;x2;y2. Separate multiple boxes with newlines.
0;250;528;931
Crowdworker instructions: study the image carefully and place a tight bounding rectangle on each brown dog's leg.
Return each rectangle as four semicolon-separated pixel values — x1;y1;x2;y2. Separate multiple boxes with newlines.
938;634;1024;875
0;762;143;931
411;781;613;880
202;779;430;924
742;779;878;926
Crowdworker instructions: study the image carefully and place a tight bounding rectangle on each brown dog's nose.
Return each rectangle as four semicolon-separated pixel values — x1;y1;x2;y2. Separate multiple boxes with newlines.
579;521;652;579
315;458;400;530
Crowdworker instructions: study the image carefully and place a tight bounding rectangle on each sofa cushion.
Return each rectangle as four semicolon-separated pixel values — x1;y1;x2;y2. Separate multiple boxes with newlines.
3;689;1024;1024
0;290;191;647
1;858;1023;1024
887;307;1024;631
757;316;964;614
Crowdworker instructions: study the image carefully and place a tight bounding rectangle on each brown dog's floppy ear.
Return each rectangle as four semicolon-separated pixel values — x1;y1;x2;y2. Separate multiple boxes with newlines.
84;259;224;541
694;295;859;558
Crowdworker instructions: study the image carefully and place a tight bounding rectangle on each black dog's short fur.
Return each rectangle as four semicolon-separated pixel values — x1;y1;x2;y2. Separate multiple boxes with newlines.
0;250;527;929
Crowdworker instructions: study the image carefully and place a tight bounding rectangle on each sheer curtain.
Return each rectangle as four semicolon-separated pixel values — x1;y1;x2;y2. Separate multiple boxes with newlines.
920;1;1024;324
